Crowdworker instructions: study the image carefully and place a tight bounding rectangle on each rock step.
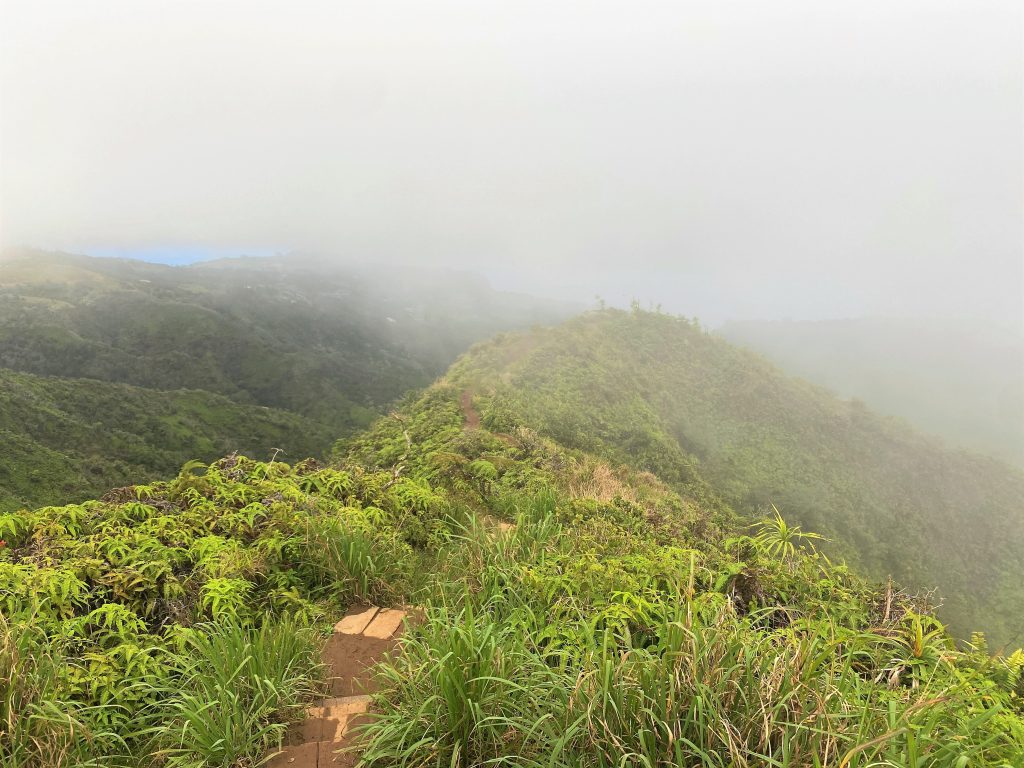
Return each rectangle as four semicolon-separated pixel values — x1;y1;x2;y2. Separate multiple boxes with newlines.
363;608;405;639
332;604;408;639
266;738;358;767
269;696;371;767
266;605;411;767
333;606;379;635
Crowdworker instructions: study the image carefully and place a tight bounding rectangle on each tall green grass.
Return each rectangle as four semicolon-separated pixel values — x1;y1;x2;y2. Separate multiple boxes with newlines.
0;614;323;768
0;613;124;768
147;619;322;768
359;509;1024;768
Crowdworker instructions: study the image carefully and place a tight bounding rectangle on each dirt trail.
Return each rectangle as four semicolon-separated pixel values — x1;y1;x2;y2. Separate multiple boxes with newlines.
267;606;407;768
460;389;481;430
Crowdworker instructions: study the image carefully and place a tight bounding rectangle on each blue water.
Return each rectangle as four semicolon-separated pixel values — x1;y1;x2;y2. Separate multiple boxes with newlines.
83;245;278;266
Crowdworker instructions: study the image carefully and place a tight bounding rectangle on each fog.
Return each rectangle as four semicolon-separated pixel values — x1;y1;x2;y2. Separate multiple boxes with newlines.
1;0;1021;329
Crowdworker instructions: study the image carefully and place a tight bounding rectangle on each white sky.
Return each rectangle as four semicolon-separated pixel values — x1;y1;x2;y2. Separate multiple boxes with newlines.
1;1;1021;327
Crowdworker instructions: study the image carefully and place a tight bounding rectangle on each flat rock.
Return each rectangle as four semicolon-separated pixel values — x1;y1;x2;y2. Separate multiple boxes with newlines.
322;695;372;716
322;633;392;696
363;608;406;639
333;605;379;635
321;697;372;743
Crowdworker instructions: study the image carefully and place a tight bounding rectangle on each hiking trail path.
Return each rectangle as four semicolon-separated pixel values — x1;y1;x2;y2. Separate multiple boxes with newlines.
267;605;408;768
460;389;481;430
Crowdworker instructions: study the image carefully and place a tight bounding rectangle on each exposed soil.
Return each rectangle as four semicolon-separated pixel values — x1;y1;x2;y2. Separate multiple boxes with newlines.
460;389;481;429
323;634;395;696
266;605;407;768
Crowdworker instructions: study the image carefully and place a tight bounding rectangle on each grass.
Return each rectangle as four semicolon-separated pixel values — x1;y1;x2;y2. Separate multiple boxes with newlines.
148;619;322;768
0;614;323;768
358;507;1024;768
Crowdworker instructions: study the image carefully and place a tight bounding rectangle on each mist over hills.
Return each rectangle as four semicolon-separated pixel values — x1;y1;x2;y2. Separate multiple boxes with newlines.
0;249;575;506
0;250;574;420
720;317;1024;468
3;1;1021;761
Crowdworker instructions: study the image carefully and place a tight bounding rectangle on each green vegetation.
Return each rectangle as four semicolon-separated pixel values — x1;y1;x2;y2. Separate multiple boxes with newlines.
444;309;1024;646
0;248;572;506
351;384;1024;766
5;305;1024;766
6;380;1024;765
720;317;1024;467
0;369;334;511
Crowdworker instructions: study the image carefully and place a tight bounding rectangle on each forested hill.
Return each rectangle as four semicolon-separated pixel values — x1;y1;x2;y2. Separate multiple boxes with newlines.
720;317;1024;467
442;309;1024;645
0;248;573;437
0;249;574;507
0;368;334;512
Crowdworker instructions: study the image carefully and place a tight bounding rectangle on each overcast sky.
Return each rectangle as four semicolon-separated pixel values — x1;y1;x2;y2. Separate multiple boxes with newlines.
1;1;1021;328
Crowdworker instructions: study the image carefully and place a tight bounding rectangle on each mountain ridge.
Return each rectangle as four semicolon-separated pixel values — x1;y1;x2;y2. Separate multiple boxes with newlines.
430;308;1024;645
5;308;1024;765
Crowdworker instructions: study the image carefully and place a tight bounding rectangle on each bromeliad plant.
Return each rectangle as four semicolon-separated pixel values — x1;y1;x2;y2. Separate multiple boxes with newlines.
754;503;826;560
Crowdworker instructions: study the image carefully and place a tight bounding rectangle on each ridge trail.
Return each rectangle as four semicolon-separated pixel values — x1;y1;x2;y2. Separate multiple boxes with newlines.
460;389;481;430
267;605;408;767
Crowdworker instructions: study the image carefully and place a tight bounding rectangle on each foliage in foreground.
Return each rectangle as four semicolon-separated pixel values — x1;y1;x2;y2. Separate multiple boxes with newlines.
0;454;437;766
348;384;1024;767
4;373;1024;766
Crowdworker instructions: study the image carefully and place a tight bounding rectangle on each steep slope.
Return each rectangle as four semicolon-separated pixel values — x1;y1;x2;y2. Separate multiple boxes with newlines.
0;368;334;511
0;248;574;437
720;317;1024;467
442;309;1024;645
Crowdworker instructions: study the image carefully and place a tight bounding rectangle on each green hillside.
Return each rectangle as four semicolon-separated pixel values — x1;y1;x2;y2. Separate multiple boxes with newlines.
720;317;1024;467
0;368;334;511
441;309;1024;646
0;249;573;508
5;373;1023;766
0;249;573;437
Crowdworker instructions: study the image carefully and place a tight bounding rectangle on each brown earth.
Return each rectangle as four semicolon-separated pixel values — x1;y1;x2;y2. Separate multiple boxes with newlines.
266;605;407;768
460;389;481;430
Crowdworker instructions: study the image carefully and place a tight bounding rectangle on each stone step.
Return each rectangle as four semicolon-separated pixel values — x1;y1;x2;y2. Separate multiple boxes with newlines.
266;739;358;767
363;608;406;639
322;694;372;717
267;605;413;767
333;605;379;635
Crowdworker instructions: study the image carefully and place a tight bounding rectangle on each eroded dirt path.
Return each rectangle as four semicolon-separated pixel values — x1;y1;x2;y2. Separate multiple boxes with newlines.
460;389;481;430
267;606;407;768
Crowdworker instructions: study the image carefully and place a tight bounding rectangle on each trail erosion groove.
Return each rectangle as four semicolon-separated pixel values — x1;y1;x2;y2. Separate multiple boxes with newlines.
460;388;481;430
267;605;408;768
